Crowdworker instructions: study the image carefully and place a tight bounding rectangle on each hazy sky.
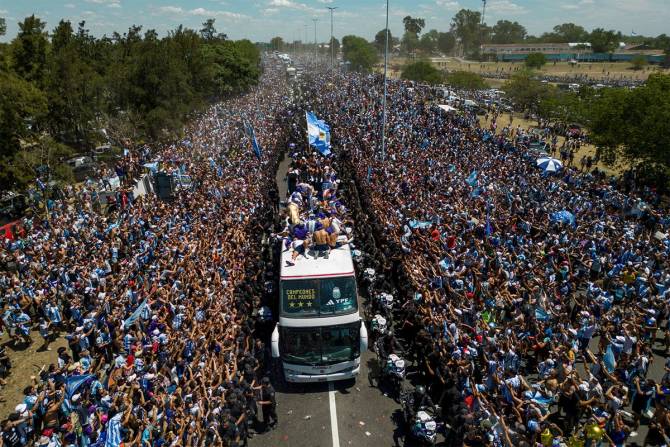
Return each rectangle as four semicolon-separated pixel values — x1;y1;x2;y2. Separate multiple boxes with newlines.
1;0;669;43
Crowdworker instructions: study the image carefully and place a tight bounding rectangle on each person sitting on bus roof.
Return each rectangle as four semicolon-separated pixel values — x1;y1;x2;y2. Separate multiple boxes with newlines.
312;228;330;259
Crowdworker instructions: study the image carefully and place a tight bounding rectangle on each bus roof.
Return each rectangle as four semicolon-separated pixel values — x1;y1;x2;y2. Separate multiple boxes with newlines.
280;243;355;280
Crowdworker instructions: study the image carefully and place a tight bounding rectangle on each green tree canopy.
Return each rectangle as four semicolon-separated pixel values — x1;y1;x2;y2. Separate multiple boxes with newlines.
0;71;49;189
450;9;483;56
589;28;621;53
403;16;425;36
503;70;551;114
630;54;648;70
525;52;547;69
586;74;670;183
401;60;443;84
445;71;487;90
491;20;527;44
270;36;284;51
437;32;456;54
550;23;588;42
374;29;392;54
11;15;49;86
342;35;378;72
419;29;439;54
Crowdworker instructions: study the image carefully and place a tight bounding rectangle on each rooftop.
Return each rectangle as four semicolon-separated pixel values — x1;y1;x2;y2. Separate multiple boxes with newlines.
280;242;355;280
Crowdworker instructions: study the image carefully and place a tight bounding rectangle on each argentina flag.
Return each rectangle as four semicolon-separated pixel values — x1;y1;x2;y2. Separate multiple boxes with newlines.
243;120;262;160
306;112;332;156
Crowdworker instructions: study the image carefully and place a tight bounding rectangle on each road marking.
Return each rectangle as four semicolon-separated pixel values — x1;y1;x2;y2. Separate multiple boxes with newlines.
329;382;340;447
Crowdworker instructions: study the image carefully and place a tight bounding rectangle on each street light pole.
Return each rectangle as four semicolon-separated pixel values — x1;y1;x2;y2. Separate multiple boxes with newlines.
380;0;389;161
312;18;318;64
327;6;338;70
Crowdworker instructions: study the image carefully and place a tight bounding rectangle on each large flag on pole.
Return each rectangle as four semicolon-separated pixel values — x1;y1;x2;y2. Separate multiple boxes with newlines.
306;112;332;156
243;120;262;160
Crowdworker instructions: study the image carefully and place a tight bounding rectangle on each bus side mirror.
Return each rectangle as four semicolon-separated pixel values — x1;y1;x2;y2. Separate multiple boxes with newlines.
271;324;280;358
360;320;368;353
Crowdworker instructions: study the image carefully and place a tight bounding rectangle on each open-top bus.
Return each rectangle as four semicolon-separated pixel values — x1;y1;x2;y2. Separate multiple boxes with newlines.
271;243;367;382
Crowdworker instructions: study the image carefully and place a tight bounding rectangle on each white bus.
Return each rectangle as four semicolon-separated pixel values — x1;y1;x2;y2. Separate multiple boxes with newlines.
271;243;368;382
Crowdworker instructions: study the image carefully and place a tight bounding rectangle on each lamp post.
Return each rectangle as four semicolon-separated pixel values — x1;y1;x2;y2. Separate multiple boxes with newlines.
380;0;389;161
327;6;338;70
312;18;318;64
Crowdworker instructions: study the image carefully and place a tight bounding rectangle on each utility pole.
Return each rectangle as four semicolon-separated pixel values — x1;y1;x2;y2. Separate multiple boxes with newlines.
380;0;389;161
479;0;487;57
327;6;338;70
312;18;318;64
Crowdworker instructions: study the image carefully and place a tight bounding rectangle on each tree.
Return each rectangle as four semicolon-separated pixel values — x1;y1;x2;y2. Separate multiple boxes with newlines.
401;31;420;55
0;70;49;189
0;17;6;36
551;23;588;42
630;54;648;70
403;16;425;36
342;35;378;72
437;32;456;54
491;20;527;44
589;28;620;53
503;70;551;114
450;9;483;56
419;29;439;54
46;20;102;146
525;52;547;69
200;18;217;41
401;60;443;84
374;29;392;54
270;36;284;51
329;37;340;56
445;71;487;90
11;15;49;86
586;74;670;186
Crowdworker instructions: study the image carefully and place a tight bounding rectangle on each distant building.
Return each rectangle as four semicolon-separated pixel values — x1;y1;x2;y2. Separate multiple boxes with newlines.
475;42;665;63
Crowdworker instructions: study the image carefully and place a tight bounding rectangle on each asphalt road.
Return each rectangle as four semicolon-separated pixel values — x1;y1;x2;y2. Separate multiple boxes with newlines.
249;349;401;447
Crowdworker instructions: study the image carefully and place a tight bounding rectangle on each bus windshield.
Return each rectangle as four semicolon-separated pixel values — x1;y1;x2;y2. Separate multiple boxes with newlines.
281;276;357;316
280;323;360;366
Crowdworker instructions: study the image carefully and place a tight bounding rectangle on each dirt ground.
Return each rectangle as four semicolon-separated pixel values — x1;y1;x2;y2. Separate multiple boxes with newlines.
385;57;670;81
0;330;67;419
479;111;622;176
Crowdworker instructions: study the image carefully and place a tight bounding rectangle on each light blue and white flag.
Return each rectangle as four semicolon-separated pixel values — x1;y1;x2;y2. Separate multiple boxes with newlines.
466;170;478;187
123;298;148;329
243;120;262;160
306;112;331;156
105;413;123;447
65;374;94;398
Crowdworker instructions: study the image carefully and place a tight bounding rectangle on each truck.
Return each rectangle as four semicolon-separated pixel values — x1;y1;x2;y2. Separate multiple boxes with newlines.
271;242;368;382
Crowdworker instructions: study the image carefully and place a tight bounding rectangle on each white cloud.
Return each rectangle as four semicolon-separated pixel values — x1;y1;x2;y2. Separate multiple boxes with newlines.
85;0;120;5
486;0;527;14
263;8;280;15
436;0;459;9
318;0;334;3
189;7;246;20
158;5;183;14
267;0;319;13
64;3;76;8
155;6;247;21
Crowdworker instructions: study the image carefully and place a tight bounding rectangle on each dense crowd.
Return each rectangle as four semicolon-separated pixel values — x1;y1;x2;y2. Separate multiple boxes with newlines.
302;71;670;446
3;57;670;447
0;63;290;447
